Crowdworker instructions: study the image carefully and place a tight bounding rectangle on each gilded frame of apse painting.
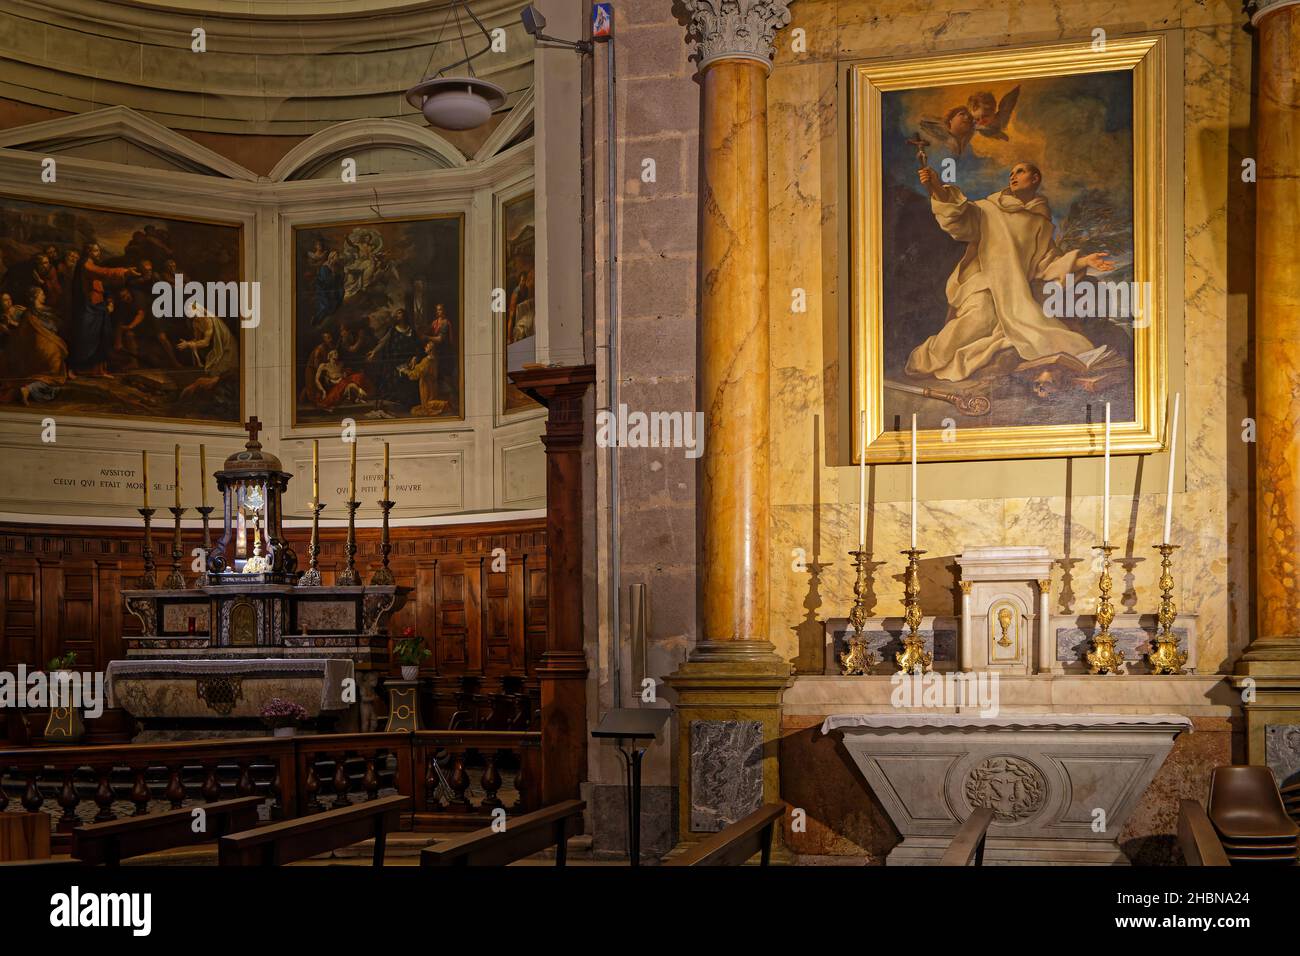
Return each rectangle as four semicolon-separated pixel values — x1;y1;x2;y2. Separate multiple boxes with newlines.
291;212;465;427
0;193;244;426
851;35;1168;463
498;188;539;416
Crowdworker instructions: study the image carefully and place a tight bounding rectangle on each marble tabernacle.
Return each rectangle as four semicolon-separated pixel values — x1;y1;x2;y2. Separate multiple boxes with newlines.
824;713;1191;865
111;418;408;737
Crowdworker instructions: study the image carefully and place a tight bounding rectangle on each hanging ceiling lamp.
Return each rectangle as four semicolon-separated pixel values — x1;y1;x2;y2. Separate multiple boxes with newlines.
404;0;507;131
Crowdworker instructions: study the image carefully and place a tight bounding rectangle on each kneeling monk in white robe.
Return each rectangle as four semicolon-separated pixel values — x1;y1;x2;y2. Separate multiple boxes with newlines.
906;162;1114;383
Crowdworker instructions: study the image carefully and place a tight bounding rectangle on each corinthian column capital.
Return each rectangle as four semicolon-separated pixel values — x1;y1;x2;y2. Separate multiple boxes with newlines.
683;0;795;74
1252;0;1300;24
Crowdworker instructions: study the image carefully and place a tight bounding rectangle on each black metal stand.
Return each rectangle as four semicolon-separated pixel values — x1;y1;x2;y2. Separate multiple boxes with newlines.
613;741;647;866
591;707;670;867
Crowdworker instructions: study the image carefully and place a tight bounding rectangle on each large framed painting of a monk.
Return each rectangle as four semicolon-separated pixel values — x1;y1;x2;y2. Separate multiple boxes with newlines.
292;214;464;426
500;190;538;415
851;36;1168;463
0;195;242;424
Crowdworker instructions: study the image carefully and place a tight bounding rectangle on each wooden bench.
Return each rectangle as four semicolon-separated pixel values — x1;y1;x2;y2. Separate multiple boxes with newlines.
939;807;995;866
1179;799;1231;867
72;796;263;866
664;803;784;867
218;794;408;867
421;799;585;867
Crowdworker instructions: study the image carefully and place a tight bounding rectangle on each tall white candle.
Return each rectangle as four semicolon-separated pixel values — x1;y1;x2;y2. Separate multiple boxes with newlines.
858;410;866;549
1102;402;1111;544
910;414;918;550
1163;393;1181;544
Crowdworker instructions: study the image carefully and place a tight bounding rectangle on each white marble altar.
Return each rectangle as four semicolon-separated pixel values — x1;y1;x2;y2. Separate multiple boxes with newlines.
824;712;1192;864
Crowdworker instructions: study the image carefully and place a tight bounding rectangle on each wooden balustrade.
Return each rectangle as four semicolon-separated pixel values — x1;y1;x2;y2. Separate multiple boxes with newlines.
412;730;542;830
0;730;540;847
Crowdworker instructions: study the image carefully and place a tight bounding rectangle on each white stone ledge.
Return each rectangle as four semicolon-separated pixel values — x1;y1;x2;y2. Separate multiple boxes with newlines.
783;673;1235;718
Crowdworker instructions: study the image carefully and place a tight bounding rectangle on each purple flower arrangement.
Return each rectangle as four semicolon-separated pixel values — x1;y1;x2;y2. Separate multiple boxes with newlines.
260;697;308;729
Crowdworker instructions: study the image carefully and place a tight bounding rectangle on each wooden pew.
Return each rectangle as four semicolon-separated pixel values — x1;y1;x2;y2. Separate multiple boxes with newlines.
218;794;408;867
421;799;585;867
1178;799;1231;867
72;796;263;866
664;803;784;867
939;807;995;866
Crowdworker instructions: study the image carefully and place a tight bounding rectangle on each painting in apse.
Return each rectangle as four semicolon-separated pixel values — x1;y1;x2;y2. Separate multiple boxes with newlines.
0;195;242;423
293;214;464;426
501;192;537;414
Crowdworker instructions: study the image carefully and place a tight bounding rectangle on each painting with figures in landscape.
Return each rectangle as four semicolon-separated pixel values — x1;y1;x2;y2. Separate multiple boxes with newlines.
0;195;242;423
853;37;1168;462
501;192;537;414
293;214;464;425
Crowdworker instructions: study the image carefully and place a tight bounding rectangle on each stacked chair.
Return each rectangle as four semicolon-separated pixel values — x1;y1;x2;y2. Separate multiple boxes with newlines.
1283;781;1300;826
1206;766;1299;865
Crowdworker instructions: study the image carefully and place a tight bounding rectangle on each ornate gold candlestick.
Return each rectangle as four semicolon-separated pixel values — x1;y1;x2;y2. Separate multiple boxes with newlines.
137;507;157;589
839;549;877;675
163;506;187;589
370;499;396;585
299;501;325;587
1086;543;1125;674
337;500;361;586
896;548;932;674
1147;543;1187;674
194;505;214;587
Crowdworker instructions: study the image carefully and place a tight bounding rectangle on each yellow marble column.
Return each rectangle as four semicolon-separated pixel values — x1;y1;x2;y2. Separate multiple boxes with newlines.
665;0;794;847
1236;0;1300;768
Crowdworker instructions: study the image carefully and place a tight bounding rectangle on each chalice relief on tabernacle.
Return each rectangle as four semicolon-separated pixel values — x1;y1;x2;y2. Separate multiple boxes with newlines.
852;38;1169;463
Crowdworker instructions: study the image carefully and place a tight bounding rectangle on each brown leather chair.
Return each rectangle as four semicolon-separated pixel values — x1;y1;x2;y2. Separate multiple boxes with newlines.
1207;766;1299;865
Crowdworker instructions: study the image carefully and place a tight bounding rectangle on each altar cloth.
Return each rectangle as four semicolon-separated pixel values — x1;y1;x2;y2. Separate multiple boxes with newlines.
822;713;1193;734
106;657;354;717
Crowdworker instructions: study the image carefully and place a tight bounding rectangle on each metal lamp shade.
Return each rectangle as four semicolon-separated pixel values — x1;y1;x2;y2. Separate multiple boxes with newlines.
404;76;507;131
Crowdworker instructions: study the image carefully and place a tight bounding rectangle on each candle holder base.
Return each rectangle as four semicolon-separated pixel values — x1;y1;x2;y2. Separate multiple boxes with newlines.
896;548;932;674
161;505;188;590
194;505;214;588
1147;543;1187;675
336;500;362;587
137;507;157;589
299;501;326;587
1086;544;1125;675
840;549;877;675
369;499;396;586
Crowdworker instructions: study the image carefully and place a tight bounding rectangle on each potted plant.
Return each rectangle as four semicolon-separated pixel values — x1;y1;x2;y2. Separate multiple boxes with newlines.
260;698;308;737
43;651;85;743
393;627;430;680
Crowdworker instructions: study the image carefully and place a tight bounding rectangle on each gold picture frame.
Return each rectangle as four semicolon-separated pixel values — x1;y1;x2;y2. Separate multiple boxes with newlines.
851;35;1168;463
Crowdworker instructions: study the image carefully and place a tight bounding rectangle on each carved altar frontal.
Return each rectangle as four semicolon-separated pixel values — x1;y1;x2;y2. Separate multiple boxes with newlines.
825;713;1191;865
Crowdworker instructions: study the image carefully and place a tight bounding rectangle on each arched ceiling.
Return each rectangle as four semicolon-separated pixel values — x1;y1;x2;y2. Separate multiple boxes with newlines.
0;0;534;138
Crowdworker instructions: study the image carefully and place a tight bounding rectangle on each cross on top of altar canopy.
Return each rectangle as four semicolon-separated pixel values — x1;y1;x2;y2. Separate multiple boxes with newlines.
244;416;263;447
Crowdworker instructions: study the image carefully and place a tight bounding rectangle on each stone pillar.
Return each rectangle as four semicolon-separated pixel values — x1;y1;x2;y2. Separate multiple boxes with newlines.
509;365;595;803
665;0;794;844
1236;0;1300;772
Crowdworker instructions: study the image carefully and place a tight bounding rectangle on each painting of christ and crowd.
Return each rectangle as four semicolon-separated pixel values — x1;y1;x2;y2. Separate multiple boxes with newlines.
293;214;464;426
0;196;242;424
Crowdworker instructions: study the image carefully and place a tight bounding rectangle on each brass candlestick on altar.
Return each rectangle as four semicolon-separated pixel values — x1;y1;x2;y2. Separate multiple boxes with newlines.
299;501;325;587
194;505;214;587
1147;543;1187;674
138;507;157;589
839;549;877;675
337;500;361;586
896;548;932;674
163;506;187;589
1086;544;1125;674
370;500;396;586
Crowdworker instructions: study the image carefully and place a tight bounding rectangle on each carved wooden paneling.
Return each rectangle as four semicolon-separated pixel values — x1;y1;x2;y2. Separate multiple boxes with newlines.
0;519;547;740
